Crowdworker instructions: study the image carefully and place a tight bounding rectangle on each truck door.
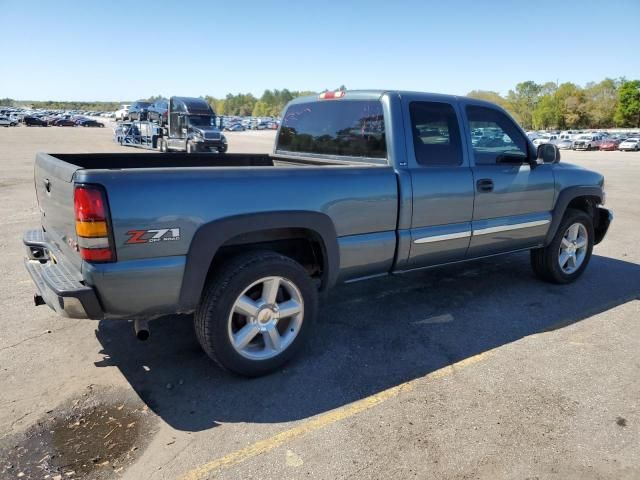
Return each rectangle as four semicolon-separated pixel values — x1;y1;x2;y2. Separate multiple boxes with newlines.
402;98;475;269
461;103;555;257
169;98;186;139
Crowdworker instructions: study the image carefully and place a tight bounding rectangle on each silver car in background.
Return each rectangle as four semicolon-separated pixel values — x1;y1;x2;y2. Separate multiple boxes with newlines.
618;138;640;151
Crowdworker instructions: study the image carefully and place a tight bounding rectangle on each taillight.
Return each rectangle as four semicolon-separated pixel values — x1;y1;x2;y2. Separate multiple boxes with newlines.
74;185;115;262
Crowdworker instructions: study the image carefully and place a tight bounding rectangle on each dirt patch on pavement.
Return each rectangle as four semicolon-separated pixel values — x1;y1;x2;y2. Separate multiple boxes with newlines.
0;385;157;479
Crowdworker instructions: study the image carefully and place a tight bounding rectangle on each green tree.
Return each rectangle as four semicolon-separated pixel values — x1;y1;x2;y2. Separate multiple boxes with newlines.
533;94;560;129
506;81;542;129
466;90;507;107
584;79;618;128
614;80;640;127
143;94;165;103
252;101;270;117
554;83;588;129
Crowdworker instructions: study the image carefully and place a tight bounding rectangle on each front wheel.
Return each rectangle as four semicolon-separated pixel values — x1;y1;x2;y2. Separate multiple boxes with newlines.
531;208;594;284
194;251;318;377
217;144;228;153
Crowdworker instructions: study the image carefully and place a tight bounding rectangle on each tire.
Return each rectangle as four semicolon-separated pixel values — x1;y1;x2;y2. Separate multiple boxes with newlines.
218;144;228;153
194;251;318;377
530;208;594;284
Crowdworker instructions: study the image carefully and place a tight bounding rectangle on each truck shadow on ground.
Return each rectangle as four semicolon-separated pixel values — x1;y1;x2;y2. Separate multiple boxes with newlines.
94;253;640;432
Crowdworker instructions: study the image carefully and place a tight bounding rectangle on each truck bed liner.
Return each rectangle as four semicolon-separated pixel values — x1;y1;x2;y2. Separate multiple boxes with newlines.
49;153;274;170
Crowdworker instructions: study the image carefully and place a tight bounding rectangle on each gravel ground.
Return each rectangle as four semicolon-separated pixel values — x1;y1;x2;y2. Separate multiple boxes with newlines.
0;126;638;479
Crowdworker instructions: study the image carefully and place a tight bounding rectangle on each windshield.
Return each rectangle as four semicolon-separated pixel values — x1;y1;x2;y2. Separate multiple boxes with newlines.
577;135;592;140
188;115;216;127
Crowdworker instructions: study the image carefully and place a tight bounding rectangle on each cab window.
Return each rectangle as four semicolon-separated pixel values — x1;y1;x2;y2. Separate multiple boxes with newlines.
277;100;386;159
466;106;528;165
409;101;463;166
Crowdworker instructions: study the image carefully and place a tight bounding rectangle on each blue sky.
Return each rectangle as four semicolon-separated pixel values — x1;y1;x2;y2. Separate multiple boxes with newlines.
2;0;639;101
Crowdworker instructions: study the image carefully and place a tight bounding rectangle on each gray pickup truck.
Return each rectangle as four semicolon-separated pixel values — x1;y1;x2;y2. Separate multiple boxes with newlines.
24;90;612;376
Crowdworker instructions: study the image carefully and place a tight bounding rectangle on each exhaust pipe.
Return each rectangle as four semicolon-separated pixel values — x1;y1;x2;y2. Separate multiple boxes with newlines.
134;319;150;341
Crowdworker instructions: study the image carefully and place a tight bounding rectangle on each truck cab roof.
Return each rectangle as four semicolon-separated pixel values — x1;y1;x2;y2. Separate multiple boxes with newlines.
287;89;509;114
170;96;214;115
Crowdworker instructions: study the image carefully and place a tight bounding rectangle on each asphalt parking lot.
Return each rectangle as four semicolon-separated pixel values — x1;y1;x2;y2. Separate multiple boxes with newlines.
0;126;639;480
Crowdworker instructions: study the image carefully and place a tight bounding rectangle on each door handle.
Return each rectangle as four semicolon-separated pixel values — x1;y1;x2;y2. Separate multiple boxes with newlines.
476;179;494;192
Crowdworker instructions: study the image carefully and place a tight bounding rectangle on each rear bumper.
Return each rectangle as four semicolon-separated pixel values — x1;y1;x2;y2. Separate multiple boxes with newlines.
594;207;613;245
23;229;103;319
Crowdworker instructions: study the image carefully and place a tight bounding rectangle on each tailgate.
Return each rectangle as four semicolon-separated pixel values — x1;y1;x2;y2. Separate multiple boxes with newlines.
34;153;83;272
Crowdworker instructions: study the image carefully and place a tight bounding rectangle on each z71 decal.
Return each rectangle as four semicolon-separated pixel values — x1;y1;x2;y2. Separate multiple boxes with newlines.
126;228;181;244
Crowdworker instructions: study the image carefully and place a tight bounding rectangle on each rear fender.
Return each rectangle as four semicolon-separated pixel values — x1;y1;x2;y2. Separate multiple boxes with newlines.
178;211;339;311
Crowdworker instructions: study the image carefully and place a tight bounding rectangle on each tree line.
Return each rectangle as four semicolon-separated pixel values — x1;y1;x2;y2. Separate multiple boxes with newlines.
468;78;640;130
204;87;343;117
0;98;122;111
1;87;345;118
4;80;639;128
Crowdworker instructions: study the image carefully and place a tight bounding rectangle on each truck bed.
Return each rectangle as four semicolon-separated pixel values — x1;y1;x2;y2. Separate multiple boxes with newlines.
33;151;399;316
46;152;381;170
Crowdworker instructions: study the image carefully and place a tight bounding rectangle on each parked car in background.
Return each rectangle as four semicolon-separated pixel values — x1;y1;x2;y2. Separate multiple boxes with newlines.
78;119;105;128
618;138;640;151
23;116;48;126
128;101;152;121
556;139;574;150
52;118;77;127
599;138;621;151
0;116;17;127
148;99;169;125
532;134;558;146
224;123;245;132
572;134;603;151
114;104;130;121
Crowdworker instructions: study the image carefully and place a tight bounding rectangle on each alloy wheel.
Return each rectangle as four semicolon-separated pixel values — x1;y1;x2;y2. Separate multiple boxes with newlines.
227;276;304;360
558;222;588;274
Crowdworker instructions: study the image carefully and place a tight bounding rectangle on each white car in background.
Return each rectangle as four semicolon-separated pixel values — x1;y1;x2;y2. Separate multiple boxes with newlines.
532;134;559;146
618;138;640;151
114;104;130;121
0;116;17;127
556;139;574;150
572;134;603;151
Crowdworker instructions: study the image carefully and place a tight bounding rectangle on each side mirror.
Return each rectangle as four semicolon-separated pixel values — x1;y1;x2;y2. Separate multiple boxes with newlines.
537;143;561;163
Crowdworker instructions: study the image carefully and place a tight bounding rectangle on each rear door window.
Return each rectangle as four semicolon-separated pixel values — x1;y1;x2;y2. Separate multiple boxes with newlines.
277;100;386;159
409;101;463;166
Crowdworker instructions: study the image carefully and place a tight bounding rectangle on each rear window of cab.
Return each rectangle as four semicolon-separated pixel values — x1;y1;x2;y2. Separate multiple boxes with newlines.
277;100;386;159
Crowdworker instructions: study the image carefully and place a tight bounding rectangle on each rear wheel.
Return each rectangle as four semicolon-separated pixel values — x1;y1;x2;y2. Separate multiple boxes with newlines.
531;208;594;284
194;251;318;377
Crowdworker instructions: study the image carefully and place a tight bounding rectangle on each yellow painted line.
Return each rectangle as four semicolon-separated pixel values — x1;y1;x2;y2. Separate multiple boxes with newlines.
180;349;493;480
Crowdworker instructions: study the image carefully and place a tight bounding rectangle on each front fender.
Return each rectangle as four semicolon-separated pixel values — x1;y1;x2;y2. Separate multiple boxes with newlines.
545;186;603;245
